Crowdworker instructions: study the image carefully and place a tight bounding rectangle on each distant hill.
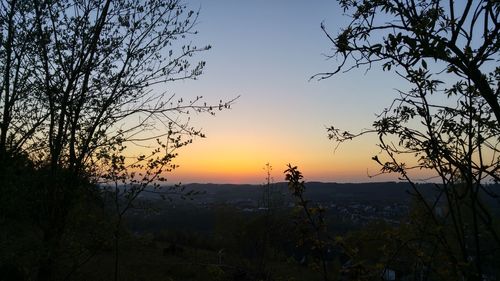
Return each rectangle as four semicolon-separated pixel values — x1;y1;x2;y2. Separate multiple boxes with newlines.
180;182;439;204
136;182;499;211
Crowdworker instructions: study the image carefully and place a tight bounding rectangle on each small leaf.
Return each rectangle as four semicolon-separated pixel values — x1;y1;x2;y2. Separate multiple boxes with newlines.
421;60;427;69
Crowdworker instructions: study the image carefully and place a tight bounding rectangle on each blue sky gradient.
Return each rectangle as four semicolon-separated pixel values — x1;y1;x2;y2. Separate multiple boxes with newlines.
163;0;413;183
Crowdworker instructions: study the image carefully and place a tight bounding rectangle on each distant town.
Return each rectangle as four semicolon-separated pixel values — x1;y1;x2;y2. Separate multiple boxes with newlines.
127;182;499;231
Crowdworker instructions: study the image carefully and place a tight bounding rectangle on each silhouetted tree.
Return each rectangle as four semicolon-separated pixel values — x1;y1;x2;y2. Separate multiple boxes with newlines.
254;163;288;280
285;165;334;281
0;0;233;280
319;1;500;280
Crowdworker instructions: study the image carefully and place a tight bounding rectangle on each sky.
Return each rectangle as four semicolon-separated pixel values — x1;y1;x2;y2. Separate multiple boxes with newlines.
157;0;415;184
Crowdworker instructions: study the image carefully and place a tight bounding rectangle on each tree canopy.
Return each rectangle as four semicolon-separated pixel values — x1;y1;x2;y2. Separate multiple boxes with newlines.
0;1;232;280
319;0;500;280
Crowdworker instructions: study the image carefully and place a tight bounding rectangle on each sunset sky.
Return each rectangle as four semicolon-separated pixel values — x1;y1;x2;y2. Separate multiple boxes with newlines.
159;0;415;184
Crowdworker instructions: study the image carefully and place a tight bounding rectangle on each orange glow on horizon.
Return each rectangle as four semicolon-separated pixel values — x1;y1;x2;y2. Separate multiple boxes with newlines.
124;121;438;184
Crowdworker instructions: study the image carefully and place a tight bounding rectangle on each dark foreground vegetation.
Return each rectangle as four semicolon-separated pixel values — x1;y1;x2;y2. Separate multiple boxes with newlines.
3;171;499;280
